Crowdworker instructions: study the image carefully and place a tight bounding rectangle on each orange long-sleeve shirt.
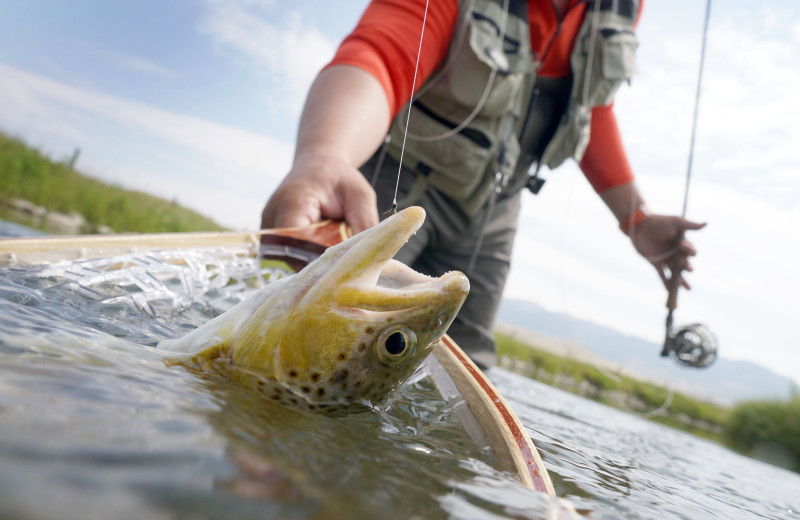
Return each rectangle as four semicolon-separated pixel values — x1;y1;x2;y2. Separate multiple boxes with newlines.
329;0;643;193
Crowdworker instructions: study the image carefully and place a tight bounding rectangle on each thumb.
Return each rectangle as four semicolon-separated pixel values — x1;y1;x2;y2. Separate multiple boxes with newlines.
340;182;379;234
681;218;707;232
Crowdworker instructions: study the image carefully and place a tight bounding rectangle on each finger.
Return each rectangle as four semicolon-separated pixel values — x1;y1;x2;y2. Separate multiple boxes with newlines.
679;241;698;257
681;219;707;232
275;199;318;229
341;183;378;234
345;203;379;233
263;191;320;230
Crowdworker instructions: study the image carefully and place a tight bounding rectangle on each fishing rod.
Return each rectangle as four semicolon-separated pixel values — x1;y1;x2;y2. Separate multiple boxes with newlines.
660;0;717;369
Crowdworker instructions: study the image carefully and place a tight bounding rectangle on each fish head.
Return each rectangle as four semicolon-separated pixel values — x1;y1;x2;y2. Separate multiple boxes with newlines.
231;206;469;412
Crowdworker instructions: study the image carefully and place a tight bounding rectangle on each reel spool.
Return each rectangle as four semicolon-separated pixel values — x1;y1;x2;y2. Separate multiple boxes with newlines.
662;323;718;368
661;249;718;369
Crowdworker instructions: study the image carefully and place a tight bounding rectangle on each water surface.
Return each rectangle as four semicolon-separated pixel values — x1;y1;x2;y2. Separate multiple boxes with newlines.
0;239;797;520
494;369;800;519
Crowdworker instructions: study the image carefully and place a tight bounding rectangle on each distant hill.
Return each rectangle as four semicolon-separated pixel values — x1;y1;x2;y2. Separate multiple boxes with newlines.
497;299;795;405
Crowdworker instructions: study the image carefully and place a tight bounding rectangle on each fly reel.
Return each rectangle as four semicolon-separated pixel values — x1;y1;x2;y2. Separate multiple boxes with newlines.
661;251;718;369
661;322;718;368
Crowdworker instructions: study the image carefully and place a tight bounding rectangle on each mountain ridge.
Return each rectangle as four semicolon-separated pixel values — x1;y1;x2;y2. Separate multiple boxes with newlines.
496;298;795;405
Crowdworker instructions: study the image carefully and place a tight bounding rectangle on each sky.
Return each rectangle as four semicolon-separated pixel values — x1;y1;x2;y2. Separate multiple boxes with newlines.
1;0;798;387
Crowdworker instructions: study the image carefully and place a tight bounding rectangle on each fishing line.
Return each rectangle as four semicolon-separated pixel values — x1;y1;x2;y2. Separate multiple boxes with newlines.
391;0;431;215
628;0;712;254
682;0;712;219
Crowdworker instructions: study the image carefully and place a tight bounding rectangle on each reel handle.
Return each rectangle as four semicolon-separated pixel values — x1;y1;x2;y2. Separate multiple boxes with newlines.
665;232;685;312
666;258;682;311
662;233;684;358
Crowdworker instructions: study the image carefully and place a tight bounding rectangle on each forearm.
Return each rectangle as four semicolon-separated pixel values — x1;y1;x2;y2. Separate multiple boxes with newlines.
294;65;391;168
580;105;645;225
598;182;648;225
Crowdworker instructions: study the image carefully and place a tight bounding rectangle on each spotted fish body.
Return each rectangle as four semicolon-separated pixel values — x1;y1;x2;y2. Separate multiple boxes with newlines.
159;207;469;413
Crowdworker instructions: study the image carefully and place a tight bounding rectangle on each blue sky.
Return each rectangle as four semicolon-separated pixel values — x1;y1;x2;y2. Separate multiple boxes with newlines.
1;0;798;387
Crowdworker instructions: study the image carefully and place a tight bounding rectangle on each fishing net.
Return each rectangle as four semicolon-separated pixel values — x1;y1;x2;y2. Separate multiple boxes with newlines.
0;246;294;346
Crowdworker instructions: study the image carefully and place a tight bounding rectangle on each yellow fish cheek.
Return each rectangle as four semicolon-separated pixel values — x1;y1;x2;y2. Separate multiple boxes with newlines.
276;312;366;381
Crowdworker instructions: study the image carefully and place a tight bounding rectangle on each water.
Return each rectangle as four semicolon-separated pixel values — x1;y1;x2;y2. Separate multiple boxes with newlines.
0;239;798;520
0;218;48;238
495;370;800;519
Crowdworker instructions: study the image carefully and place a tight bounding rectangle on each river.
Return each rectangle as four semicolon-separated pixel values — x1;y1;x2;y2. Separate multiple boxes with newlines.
0;227;797;520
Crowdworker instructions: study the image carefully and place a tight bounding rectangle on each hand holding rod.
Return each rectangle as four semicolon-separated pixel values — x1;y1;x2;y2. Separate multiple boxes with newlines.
661;236;684;357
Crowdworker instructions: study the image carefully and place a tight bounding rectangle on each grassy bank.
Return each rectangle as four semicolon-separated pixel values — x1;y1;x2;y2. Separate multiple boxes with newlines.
0;133;227;234
496;332;800;472
495;332;728;439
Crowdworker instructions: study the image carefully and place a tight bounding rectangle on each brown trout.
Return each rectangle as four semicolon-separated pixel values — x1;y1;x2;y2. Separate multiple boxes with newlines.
159;206;469;413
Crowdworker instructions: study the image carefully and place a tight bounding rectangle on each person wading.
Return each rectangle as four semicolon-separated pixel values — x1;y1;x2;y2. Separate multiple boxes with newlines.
261;0;705;369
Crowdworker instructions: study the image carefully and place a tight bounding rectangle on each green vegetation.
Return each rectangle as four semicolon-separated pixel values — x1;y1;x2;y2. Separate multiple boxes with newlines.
0;133;227;234
723;397;800;471
497;333;800;475
498;332;800;472
495;333;728;440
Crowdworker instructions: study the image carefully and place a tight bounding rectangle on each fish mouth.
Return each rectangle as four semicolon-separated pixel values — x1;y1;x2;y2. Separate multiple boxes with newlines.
308;206;469;310
294;205;469;327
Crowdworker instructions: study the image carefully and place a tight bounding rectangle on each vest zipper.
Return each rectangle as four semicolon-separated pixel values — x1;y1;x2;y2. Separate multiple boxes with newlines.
414;102;493;149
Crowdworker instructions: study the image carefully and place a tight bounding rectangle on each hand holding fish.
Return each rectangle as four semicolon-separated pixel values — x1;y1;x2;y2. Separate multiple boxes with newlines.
261;152;378;234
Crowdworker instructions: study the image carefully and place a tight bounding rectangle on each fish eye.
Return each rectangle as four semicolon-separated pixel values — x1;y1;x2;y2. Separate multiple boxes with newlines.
385;331;406;355
375;327;417;367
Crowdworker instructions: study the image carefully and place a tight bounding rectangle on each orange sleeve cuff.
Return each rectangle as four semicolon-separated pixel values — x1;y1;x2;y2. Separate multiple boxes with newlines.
580;104;635;193
619;206;649;234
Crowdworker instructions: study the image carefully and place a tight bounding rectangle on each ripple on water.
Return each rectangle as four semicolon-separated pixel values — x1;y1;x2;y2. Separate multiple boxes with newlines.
489;368;800;519
0;250;565;520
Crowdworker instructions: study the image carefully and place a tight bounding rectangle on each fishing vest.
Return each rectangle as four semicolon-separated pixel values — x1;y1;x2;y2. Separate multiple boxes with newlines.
385;0;639;216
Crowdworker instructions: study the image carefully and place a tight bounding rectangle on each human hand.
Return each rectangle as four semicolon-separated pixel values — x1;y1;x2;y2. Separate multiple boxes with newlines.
628;215;706;290
260;152;379;233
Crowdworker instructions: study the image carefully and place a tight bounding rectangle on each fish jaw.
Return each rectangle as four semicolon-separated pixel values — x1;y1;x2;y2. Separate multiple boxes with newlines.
228;206;470;411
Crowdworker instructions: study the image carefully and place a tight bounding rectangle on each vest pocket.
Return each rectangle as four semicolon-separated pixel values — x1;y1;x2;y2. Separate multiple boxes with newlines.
394;103;499;201
588;27;638;107
437;0;531;117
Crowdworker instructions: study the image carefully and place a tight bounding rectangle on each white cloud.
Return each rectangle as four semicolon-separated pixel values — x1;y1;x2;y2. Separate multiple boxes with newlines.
198;0;339;118
92;48;179;80
625;4;800;210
